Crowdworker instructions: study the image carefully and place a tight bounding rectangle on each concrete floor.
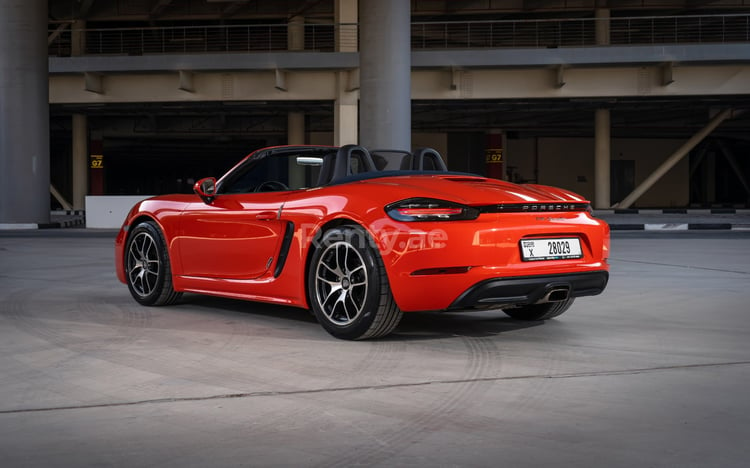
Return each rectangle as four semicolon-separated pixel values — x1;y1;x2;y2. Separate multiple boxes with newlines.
1;230;749;467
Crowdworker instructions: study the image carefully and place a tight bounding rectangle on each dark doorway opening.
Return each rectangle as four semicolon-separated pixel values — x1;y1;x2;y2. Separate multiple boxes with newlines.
611;159;635;206
690;139;750;208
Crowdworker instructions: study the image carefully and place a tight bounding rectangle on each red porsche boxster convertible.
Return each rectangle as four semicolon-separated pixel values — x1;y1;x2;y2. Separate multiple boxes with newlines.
115;145;609;340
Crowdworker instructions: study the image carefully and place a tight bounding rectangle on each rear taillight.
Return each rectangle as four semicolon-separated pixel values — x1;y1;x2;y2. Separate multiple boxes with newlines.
386;198;479;222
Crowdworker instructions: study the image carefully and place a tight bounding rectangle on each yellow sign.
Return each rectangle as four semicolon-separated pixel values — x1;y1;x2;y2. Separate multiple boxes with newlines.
90;154;104;169
485;148;503;164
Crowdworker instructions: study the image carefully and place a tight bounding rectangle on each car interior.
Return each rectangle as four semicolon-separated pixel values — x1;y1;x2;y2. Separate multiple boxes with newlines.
218;145;449;194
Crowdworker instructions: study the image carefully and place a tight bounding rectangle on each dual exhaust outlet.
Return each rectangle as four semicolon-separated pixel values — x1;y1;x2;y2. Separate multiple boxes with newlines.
538;286;570;304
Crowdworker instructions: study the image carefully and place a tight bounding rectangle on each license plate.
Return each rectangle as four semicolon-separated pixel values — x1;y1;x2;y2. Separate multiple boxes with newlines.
520;238;583;261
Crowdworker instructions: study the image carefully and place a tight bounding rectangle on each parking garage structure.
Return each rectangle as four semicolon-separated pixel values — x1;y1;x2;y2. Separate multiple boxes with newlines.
2;0;750;227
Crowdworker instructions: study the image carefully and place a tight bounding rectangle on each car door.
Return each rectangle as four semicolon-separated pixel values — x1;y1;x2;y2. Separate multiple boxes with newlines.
176;192;288;280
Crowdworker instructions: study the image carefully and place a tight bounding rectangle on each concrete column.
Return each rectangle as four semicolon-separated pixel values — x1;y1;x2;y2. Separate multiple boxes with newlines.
71;19;86;56
594;109;611;209
70;21;88;210
0;0;50;225
288;112;305;145
288;15;304;51
335;0;358;146
335;72;359;146
72;115;89;210
335;0;358;53
359;0;410;151
595;8;610;46
288;112;305;188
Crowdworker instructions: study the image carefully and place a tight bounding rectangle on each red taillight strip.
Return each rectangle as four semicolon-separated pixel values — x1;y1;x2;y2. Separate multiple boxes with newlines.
385;198;480;222
397;208;463;217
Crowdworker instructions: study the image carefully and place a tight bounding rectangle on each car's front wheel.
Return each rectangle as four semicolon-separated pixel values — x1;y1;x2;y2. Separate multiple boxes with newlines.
308;226;402;340
125;221;182;306
502;297;575;321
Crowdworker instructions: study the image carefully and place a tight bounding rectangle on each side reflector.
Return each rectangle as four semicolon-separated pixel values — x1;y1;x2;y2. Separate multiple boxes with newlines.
411;266;472;276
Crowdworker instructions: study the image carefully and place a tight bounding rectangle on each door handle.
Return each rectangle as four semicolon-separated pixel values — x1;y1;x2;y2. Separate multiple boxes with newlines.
256;211;277;221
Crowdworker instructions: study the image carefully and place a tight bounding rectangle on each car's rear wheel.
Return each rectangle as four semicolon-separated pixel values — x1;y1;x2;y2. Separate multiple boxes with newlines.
125;221;182;306
308;226;402;340
502;298;575;321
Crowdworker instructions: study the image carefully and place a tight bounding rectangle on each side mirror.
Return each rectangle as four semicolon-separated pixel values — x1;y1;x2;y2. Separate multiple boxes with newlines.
193;177;217;204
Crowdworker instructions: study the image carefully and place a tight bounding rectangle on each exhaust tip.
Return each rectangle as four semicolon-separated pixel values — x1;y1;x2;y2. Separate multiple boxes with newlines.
542;287;570;303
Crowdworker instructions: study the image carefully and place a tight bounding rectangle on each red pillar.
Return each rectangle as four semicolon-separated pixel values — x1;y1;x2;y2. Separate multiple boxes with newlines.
485;131;504;180
89;140;105;195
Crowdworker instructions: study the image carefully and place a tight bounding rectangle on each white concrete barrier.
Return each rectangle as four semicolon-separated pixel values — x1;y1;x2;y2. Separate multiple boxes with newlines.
85;195;153;229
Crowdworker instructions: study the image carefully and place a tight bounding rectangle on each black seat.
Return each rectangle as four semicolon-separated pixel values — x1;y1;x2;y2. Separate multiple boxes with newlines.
328;145;378;183
412;148;448;171
316;152;338;186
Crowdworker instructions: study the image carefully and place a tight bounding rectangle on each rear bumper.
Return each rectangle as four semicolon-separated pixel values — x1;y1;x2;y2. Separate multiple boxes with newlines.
449;271;609;310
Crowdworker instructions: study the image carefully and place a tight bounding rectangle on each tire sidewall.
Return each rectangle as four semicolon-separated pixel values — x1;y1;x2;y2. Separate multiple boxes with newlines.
308;226;384;340
125;221;170;306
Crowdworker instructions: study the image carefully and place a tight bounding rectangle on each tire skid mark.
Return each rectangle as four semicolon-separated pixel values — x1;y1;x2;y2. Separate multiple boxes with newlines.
4;257;493;453
111;310;262;393
208;304;409;434
2;287;273;405
232;338;409;435
1;288;81;351
317;335;500;468
77;298;258;390
96;304;382;401
339;338;408;383
75;297;153;350
497;347;562;422
2;282;408;427
107;300;405;397
0;287;148;403
2;287;153;355
133;332;409;437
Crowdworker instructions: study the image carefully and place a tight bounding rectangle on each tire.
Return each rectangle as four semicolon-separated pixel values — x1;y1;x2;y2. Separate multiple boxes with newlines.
124;221;182;306
308;225;402;340
502;297;575;321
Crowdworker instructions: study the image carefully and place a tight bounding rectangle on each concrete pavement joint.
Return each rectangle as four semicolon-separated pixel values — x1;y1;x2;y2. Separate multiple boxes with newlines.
611;258;750;275
611;223;736;231
2;360;749;416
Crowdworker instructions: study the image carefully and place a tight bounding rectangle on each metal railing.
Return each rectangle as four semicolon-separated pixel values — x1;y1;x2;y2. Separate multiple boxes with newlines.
48;14;750;57
48;23;357;56
411;14;750;49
